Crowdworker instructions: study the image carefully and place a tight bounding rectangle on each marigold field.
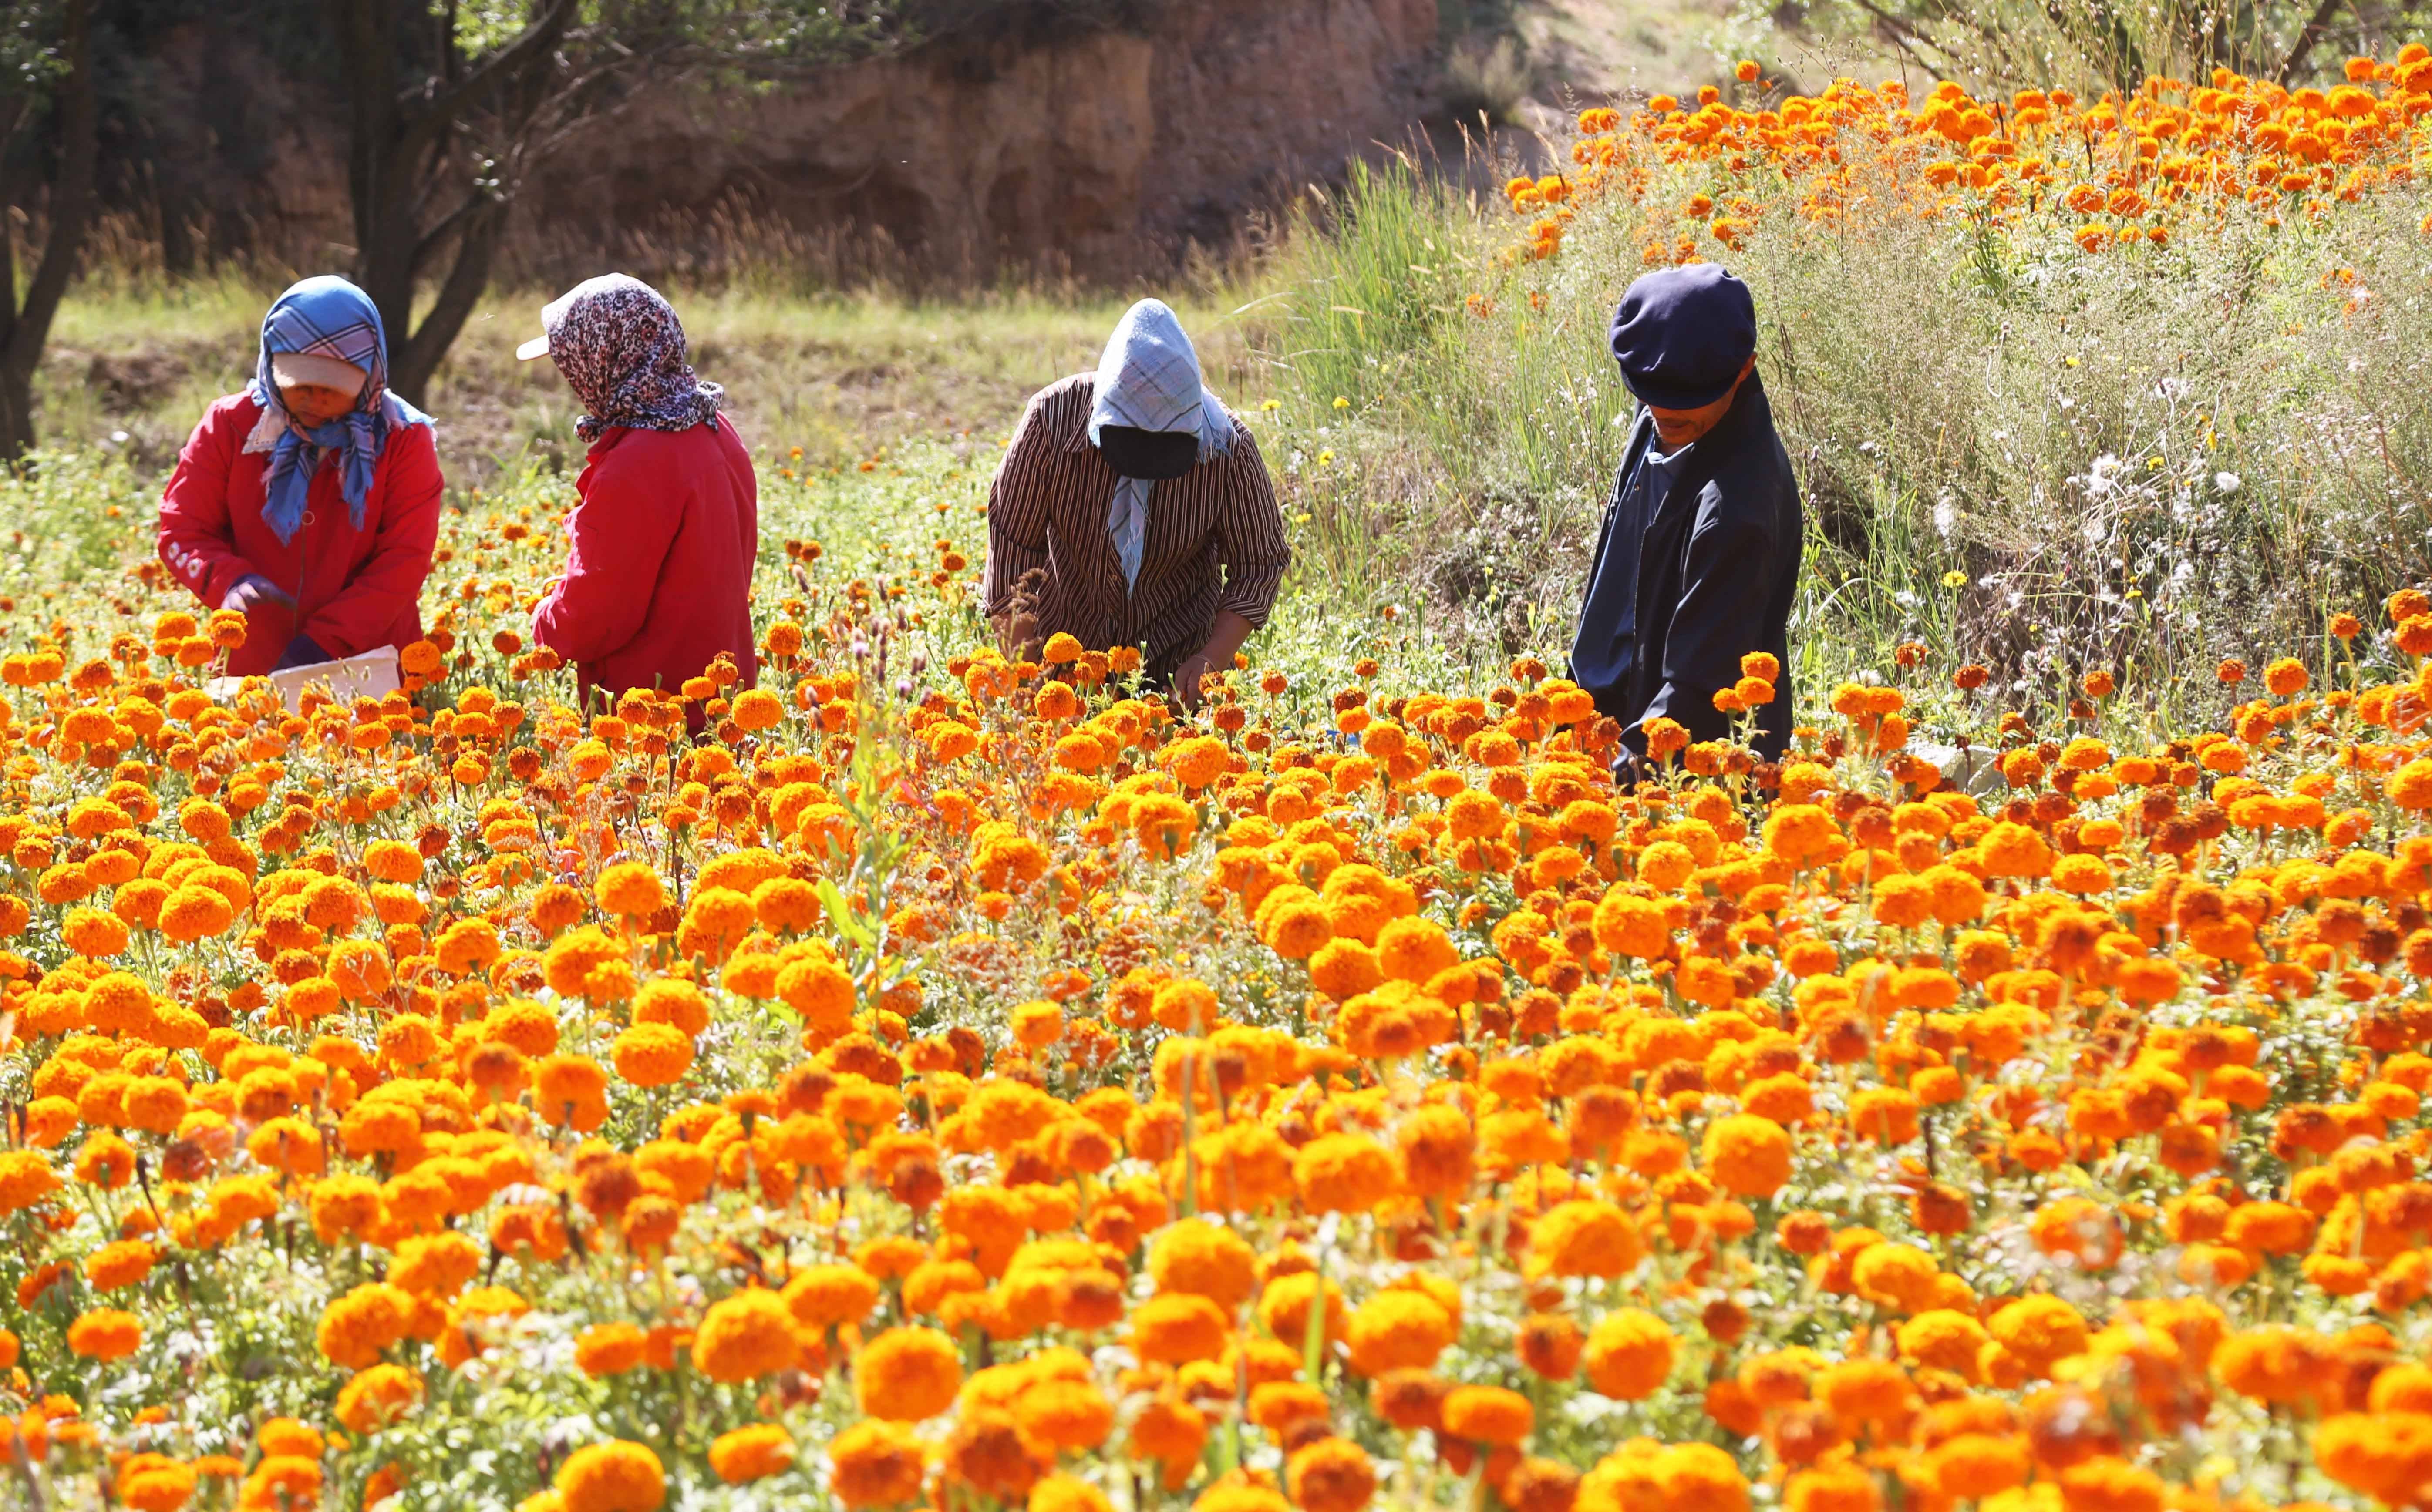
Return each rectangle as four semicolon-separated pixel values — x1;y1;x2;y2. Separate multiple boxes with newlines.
1504;51;2432;262
23;57;2432;1512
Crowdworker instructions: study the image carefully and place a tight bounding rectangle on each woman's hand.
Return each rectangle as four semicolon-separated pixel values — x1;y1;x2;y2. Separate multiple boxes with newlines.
273;634;330;672
221;575;294;616
1170;650;1220;711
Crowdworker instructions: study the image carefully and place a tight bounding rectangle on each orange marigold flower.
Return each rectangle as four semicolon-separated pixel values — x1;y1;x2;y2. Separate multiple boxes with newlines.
66;1307;142;1361
1702;1114;1792;1196
1441;1384;1533;1445
1584;1307;1675;1399
830;1419;928;1507
556;1441;665;1512
691;1289;799;1382
707;1424;794;1483
856;1326;963;1421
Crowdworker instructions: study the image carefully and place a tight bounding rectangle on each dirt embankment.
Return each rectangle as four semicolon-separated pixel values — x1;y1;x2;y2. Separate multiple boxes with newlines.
525;0;1440;272
122;0;1438;279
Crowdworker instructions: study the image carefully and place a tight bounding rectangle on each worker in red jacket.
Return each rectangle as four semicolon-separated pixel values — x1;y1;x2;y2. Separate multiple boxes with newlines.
520;275;758;720
158;276;441;676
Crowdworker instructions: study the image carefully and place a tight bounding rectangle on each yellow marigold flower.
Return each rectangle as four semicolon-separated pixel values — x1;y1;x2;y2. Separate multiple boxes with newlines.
0;1150;63;1214
730;688;784;732
1851;1242;1941;1313
2317;1410;2432;1504
242;1456;324;1510
778;955;857;1032
594;861;664;919
1926;1432;2027;1499
1896;1308;1989;1377
1763;803;1840;864
2055;1457;2167;1512
1592;889;1671;958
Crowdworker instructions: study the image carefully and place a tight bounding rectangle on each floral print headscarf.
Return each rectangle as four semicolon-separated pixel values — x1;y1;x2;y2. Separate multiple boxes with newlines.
539;274;723;443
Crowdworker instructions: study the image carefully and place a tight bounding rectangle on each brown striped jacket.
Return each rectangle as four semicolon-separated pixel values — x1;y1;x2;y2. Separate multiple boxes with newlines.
981;373;1290;673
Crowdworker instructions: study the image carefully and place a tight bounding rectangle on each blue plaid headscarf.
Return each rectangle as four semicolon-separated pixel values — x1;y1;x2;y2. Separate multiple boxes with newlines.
246;276;433;545
1088;300;1233;591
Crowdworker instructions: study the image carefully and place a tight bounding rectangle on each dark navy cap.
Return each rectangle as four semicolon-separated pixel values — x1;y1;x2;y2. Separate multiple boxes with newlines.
1608;264;1758;410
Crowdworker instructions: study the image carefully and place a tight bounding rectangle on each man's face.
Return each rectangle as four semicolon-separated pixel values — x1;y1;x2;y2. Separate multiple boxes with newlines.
1645;357;1757;448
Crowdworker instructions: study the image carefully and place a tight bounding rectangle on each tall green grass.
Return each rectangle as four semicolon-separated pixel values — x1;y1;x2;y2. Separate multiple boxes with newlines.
1252;147;2432;721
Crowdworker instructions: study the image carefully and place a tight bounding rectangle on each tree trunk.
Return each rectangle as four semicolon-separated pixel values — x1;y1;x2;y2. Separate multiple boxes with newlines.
390;201;505;401
338;0;415;368
0;0;99;459
336;0;573;407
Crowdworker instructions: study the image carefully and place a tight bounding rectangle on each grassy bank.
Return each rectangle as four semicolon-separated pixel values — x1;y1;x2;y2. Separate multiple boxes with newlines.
1248;71;2432;728
37;279;1260;482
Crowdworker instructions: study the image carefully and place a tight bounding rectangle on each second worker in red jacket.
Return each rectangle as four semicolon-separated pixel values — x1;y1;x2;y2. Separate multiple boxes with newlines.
521;275;758;723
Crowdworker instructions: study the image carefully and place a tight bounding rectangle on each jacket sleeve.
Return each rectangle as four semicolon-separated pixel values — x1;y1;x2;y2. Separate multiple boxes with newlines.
981;393;1057;619
1211;424;1291;628
300;423;444;658
157;406;259;610
532;448;682;665
1566;461;1635;713
1631;490;1779;751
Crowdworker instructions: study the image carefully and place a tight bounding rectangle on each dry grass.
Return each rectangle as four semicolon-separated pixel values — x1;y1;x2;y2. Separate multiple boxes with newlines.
35;279;1264;487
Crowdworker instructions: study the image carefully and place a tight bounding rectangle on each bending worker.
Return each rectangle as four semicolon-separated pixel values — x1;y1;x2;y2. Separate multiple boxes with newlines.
158;276;441;675
522;274;758;724
1569;264;1801;768
983;299;1289;707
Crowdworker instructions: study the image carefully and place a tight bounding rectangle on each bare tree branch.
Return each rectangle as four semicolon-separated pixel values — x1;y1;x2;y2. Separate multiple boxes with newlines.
2277;0;2345;78
407;187;499;279
391;0;577;174
392;204;503;396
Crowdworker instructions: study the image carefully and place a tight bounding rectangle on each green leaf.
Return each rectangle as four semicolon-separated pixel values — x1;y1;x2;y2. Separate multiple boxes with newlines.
818;877;874;947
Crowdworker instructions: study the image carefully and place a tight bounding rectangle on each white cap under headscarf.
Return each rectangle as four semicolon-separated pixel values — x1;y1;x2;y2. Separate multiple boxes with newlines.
1090;299;1234;591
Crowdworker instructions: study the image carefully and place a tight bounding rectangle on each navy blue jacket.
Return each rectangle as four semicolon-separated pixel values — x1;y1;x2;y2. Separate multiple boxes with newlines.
1570;375;1802;761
